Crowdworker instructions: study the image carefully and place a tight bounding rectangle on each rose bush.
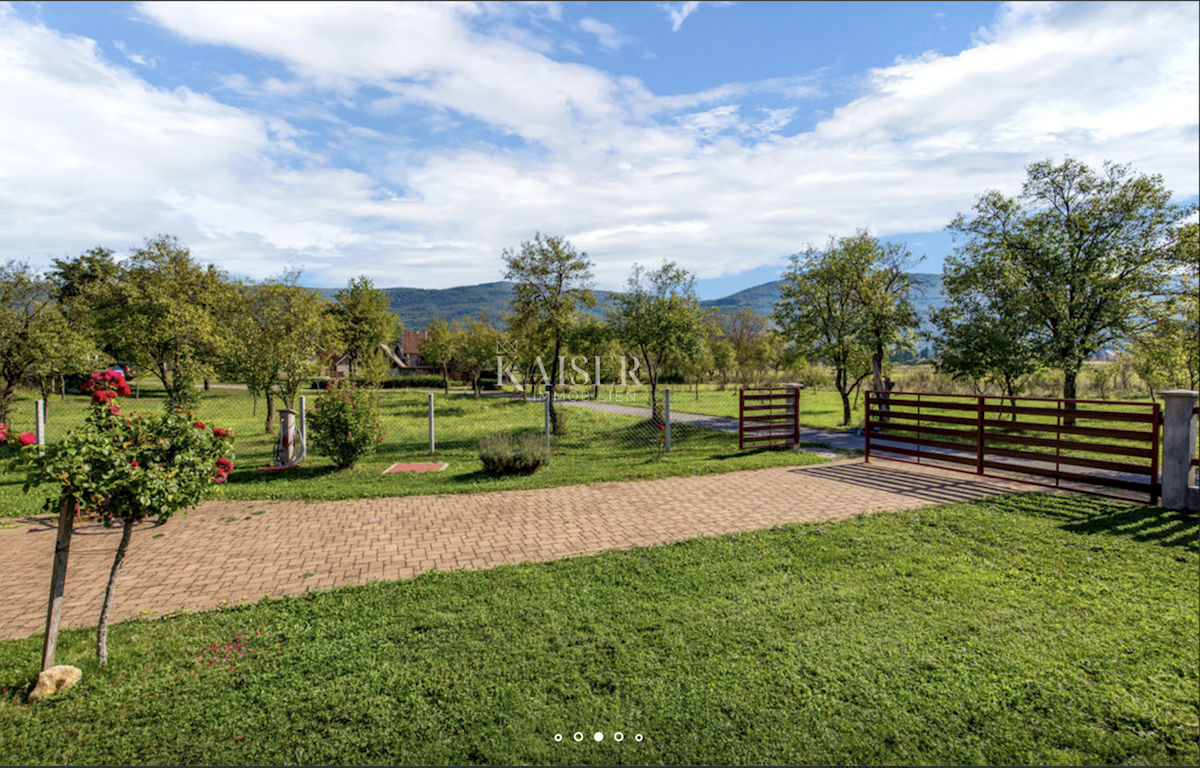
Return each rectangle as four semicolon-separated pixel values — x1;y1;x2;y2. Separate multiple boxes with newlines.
307;380;385;469
10;370;235;668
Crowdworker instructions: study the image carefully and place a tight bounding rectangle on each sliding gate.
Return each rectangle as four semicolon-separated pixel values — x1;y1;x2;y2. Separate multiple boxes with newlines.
864;390;1160;503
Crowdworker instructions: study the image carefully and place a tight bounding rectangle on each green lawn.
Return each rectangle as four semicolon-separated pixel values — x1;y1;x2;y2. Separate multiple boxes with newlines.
1;493;1195;765
0;387;832;519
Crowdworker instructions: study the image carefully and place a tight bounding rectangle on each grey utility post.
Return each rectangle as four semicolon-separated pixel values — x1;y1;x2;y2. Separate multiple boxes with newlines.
664;388;671;454
298;396;307;460
277;409;298;466
1160;390;1198;511
428;393;435;455
35;399;46;457
544;391;551;451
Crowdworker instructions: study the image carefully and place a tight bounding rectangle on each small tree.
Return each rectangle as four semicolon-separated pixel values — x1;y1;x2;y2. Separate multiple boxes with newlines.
420;317;457;394
12;369;235;669
329;276;401;377
454;314;502;399
774;231;918;425
608;261;707;423
502;233;595;433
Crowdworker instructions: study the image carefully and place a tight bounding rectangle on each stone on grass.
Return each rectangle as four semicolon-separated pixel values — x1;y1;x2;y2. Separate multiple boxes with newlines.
27;665;82;703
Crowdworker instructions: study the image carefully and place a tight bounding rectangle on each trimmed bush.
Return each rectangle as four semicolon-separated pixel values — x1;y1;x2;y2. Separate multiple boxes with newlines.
379;375;448;389
308;381;385;469
478;431;550;475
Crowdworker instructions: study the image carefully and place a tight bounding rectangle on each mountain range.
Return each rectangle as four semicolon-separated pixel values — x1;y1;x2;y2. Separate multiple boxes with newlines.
320;273;947;336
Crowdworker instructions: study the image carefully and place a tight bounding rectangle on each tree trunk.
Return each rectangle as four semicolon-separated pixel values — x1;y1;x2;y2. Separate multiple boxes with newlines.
836;367;852;426
97;519;134;667
871;347;884;393
442;364;450;395
548;341;561;434
40;497;77;671
1063;367;1079;427
264;392;275;434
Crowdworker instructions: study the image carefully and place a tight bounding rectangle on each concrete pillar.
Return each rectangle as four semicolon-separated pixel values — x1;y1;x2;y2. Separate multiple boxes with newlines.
1160;390;1198;511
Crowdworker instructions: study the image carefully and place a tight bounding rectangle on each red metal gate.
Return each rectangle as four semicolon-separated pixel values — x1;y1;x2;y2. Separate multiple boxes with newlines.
864;390;1161;503
739;386;801;450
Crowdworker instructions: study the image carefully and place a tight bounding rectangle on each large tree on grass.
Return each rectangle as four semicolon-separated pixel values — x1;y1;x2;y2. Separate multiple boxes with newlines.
946;157;1193;404
93;235;235;410
773;231;919;426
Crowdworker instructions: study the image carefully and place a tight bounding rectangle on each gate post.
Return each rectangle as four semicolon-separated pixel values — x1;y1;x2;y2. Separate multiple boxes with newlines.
863;391;872;463
1161;390;1198;510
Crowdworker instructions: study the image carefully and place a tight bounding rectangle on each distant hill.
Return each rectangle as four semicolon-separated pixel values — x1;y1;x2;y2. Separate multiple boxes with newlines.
318;273;946;335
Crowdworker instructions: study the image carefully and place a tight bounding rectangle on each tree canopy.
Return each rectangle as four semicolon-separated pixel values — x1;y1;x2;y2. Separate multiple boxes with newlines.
773;230;919;425
944;157;1193;401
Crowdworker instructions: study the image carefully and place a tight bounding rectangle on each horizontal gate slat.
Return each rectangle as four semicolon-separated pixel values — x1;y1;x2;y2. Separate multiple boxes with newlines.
980;419;1152;442
983;404;1157;423
980;460;1157;493
871;444;979;466
877;422;979;441
873;398;980;413
982;445;1154;476
981;431;1155;460
870;432;978;454
869;410;978;427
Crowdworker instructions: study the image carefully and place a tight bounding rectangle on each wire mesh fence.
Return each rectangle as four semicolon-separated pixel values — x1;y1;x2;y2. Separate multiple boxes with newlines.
10;382;788;473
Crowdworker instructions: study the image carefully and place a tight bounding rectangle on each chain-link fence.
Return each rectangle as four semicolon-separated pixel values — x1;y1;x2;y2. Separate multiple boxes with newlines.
10;381;797;474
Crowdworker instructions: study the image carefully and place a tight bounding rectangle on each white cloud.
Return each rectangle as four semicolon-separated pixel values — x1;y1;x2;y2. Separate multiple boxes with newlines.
113;40;152;67
0;1;1195;294
579;17;622;51
659;2;700;32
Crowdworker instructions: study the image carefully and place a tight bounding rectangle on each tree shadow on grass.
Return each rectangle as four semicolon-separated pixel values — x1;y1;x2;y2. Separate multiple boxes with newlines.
975;493;1199;552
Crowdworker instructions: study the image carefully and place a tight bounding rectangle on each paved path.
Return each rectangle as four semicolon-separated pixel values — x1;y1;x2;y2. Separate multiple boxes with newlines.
0;459;1039;642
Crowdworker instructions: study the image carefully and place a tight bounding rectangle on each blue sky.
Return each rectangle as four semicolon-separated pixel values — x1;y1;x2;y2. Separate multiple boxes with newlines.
2;1;1197;299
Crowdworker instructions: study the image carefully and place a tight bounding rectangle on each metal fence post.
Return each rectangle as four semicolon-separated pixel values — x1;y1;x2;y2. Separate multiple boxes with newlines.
665;388;671;453
428;393;435;455
35;399;46;456
298;395;307;459
544;391;551;450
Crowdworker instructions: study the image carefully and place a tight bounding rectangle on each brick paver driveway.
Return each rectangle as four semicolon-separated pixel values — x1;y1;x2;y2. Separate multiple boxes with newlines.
0;459;1035;641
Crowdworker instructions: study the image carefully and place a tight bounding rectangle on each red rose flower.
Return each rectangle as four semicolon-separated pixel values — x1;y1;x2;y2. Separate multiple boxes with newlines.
131;460;139;468
0;424;7;441
215;457;234;474
213;473;227;484
193;421;206;429
108;403;122;415
213;427;231;439
18;432;35;447
92;390;116;405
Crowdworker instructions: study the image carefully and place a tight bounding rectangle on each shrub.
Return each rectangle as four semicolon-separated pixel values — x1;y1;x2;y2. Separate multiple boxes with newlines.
478;431;550;475
308;380;385;469
378;375;449;389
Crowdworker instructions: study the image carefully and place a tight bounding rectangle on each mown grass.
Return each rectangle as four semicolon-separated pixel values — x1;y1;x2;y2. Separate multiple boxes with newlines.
1;493;1196;765
0;387;831;519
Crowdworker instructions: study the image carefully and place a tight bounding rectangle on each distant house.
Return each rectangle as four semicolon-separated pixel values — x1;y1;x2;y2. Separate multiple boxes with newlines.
398;331;432;371
327;332;434;378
